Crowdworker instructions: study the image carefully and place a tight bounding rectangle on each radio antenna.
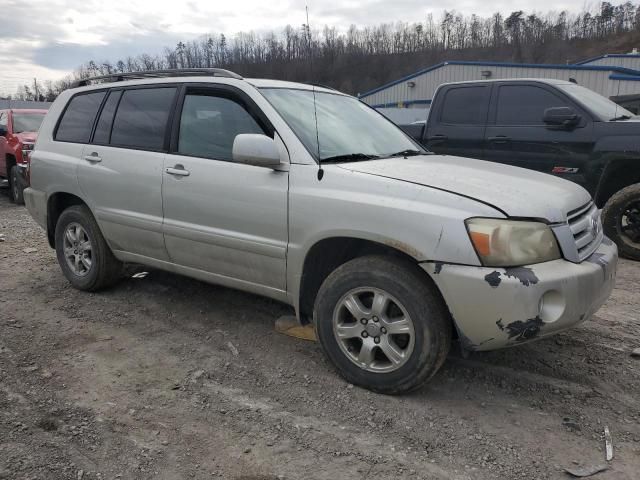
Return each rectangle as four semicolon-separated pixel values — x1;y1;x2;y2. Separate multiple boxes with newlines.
306;5;323;180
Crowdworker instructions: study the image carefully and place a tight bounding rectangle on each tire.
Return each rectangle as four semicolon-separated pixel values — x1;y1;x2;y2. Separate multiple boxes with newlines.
9;165;24;205
602;183;640;261
54;205;123;291
314;255;452;394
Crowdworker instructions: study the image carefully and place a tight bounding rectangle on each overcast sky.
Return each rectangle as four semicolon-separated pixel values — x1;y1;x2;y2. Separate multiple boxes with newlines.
0;0;628;94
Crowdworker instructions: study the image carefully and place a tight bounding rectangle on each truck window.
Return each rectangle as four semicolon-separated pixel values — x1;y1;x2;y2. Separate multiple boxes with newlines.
178;93;265;161
55;91;106;143
440;86;489;125
496;85;565;125
0;112;6;130
93;91;122;144
110;87;176;151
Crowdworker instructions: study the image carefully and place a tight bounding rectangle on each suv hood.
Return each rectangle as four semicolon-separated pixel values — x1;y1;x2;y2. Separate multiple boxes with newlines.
337;155;591;223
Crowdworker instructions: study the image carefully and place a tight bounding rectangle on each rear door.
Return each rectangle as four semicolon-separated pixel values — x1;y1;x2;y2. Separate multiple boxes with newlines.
424;84;491;159
77;86;178;261
161;85;289;292
484;82;594;183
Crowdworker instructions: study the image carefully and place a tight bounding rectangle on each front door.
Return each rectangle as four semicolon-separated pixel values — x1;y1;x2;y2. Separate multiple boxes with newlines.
484;83;595;188
161;86;289;292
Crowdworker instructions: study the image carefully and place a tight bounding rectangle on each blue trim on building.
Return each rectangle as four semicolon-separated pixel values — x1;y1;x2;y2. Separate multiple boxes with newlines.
371;99;432;108
610;73;640;82
576;53;640;65
359;60;640;99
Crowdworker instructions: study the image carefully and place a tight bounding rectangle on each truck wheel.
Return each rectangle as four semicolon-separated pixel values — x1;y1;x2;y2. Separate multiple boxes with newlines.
602;183;640;261
9;166;24;205
54;205;123;291
314;255;452;394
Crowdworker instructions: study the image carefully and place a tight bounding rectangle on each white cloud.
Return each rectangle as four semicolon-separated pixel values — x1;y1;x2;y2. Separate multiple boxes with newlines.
0;0;632;94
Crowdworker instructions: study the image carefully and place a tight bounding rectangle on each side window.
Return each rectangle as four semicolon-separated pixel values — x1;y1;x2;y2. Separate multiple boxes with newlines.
110;88;176;150
496;85;566;125
93;90;122;144
178;93;265;161
55;91;106;143
0;112;7;132
440;86;489;125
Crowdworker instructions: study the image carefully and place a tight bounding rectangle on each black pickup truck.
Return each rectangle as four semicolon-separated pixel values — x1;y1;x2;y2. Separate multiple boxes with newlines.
403;78;640;260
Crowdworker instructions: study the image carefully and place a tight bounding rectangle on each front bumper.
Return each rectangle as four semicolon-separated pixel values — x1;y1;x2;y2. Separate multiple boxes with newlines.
422;239;618;351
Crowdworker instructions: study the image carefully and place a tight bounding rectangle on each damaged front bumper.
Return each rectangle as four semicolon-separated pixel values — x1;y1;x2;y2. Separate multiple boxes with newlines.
422;238;618;351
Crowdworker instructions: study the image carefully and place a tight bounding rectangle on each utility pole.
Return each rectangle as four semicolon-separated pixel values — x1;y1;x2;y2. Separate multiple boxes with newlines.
33;78;38;101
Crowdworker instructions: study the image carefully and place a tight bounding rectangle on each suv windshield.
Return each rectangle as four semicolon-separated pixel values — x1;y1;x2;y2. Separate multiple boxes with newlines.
260;88;424;161
557;84;634;121
13;113;45;134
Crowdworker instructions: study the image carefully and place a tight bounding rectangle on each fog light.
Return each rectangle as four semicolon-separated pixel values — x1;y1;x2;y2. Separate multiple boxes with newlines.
539;290;565;323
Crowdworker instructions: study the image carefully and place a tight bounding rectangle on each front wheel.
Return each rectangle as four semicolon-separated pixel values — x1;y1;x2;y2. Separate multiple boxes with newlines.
314;255;452;394
54;205;123;291
9;165;24;205
602;183;640;261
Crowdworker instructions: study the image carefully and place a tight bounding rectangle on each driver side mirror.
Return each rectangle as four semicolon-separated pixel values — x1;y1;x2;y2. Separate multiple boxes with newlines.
232;134;282;168
543;107;580;129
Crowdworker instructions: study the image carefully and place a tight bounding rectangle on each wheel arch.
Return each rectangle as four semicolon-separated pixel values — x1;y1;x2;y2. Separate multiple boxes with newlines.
595;159;640;208
296;235;441;324
46;192;91;248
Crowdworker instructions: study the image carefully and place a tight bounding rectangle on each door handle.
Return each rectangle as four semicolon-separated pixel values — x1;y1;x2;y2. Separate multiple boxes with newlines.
488;136;511;144
165;165;190;177
427;134;448;144
83;152;102;162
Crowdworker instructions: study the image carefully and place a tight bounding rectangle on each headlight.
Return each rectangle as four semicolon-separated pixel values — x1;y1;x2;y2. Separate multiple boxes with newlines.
465;218;561;267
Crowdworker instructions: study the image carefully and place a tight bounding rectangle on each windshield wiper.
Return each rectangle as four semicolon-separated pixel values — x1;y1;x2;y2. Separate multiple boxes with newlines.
384;149;423;158
610;114;632;121
321;153;380;163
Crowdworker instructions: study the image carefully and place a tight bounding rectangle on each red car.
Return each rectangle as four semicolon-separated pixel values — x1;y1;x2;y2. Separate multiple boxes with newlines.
0;108;48;204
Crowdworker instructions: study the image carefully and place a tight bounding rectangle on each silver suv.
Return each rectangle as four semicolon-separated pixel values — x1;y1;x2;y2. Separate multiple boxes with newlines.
24;69;617;394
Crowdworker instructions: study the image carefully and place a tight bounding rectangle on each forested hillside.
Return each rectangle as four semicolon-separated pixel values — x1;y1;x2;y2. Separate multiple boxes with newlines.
14;2;640;100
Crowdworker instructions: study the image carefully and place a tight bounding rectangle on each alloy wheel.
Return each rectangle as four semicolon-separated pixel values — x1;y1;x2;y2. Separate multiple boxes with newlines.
63;222;93;276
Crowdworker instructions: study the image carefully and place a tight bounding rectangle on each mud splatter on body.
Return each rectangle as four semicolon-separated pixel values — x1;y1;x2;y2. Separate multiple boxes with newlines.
484;271;501;287
503;267;539;287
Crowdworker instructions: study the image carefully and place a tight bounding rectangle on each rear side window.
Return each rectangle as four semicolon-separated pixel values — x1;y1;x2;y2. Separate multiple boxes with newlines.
496;85;566;125
93;90;122;144
55;91;106;143
110;88;176;150
178;93;265;161
440;86;489;125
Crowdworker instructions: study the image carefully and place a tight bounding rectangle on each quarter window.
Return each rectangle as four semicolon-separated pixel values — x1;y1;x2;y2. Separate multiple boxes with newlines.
110;88;176;150
93;90;122;144
55;91;106;143
440;86;489;125
496;85;566;125
178;93;265;161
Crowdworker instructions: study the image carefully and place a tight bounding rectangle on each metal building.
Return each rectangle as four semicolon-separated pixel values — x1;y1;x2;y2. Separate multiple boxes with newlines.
359;54;640;122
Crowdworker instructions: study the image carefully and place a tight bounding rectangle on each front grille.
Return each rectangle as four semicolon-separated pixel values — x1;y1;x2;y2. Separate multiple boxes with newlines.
567;201;602;261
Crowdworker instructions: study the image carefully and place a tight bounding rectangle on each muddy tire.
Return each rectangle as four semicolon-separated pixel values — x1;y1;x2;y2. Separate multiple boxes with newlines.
9;165;24;205
602;183;640;261
54;205;123;291
314;255;452;395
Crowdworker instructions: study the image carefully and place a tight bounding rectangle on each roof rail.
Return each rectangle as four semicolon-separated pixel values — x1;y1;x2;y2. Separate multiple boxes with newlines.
71;68;243;88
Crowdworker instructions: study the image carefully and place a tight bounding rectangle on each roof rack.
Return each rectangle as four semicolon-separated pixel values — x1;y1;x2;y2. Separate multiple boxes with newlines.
71;68;243;88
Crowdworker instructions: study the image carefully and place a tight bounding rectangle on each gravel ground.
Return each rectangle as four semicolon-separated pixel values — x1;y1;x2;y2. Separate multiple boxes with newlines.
1;186;640;480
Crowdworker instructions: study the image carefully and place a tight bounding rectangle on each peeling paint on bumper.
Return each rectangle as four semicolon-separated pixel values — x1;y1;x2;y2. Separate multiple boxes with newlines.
422;240;618;351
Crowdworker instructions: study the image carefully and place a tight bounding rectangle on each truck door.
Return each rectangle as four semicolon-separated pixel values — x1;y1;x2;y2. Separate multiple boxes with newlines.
424;84;490;160
484;83;594;187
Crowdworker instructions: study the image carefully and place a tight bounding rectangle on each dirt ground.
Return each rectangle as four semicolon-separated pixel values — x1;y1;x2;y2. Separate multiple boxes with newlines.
1;186;640;480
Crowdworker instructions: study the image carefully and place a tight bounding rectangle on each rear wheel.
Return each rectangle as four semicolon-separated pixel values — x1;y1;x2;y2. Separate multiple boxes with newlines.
602;183;640;261
9;165;24;205
314;255;452;394
54;205;123;291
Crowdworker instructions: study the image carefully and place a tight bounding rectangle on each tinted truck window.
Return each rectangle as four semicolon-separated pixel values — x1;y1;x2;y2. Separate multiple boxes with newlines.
55;91;106;143
496;85;565;125
440;86;489;125
110;88;176;150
